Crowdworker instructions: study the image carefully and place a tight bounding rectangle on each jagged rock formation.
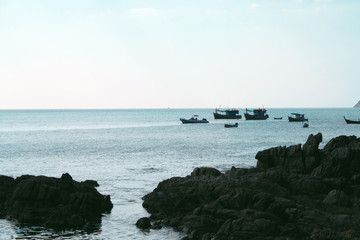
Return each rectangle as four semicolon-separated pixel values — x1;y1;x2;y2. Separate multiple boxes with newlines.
354;100;360;108
138;133;360;240
0;173;113;228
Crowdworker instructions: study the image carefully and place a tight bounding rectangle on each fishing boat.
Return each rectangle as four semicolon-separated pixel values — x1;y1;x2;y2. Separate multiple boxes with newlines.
244;108;269;120
288;113;308;122
180;115;209;124
213;108;242;119
224;122;238;128
274;117;283;120
344;116;360;124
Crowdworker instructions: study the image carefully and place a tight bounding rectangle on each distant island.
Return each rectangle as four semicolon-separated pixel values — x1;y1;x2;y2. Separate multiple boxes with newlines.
354;100;360;108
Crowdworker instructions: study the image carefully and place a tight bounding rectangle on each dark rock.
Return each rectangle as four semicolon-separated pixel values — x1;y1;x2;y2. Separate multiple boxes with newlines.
257;133;324;173
256;146;287;169
139;134;360;239
283;144;304;170
83;180;99;187
351;174;360;184
0;173;112;228
151;220;163;229
287;175;327;194
323;135;359;153
312;135;360;179
323;189;351;207
59;173;74;190
136;217;151;229
322;177;349;191
191;167;222;177
303;133;322;172
303;133;323;155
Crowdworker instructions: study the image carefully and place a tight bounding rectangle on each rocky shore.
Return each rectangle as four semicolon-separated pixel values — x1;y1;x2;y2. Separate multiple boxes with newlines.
0;173;112;228
138;133;360;240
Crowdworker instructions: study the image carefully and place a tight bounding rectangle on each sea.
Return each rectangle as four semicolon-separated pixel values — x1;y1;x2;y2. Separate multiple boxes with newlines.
0;108;359;239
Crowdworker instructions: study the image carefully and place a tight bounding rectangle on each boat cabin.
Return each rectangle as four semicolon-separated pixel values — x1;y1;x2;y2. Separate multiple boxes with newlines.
291;113;305;118
246;108;267;116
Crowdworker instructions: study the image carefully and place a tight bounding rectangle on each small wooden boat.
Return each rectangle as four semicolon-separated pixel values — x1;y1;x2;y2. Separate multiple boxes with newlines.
180;115;209;124
224;123;238;128
303;122;309;128
344;116;360;124
274;117;283;120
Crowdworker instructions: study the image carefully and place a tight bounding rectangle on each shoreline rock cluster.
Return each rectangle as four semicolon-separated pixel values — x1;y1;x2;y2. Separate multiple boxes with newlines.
0;173;112;228
138;133;360;240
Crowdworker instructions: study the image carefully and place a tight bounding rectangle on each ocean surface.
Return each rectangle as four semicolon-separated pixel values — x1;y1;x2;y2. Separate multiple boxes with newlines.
0;108;359;239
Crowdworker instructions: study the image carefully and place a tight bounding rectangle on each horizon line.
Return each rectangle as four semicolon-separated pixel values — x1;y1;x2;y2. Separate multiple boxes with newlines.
0;106;356;111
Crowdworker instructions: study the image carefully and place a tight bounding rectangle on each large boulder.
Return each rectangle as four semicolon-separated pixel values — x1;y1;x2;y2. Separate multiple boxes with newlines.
0;173;112;228
136;217;151;229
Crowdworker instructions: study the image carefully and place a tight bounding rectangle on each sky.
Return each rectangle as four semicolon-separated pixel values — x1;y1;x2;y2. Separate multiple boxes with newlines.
0;0;359;109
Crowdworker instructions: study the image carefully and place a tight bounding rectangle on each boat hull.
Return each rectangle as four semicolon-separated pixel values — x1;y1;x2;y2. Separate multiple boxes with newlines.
244;113;269;120
224;123;238;128
344;117;360;124
288;116;308;122
180;118;209;124
213;112;242;119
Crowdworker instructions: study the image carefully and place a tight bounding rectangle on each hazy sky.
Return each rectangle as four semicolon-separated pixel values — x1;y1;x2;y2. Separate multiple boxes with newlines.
1;0;359;109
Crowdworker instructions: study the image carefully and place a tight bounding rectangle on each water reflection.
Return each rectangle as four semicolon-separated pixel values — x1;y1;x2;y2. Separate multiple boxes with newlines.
11;221;103;240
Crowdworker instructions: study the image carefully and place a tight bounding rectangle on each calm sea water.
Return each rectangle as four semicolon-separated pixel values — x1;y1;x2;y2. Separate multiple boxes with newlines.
0;108;359;239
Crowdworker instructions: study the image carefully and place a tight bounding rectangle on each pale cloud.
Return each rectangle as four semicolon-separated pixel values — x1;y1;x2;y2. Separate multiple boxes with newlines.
295;0;304;3
250;3;260;9
130;8;157;14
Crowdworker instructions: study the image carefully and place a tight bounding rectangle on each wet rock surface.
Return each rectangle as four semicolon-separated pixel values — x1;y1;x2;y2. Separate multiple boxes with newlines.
0;173;112;228
139;133;360;239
